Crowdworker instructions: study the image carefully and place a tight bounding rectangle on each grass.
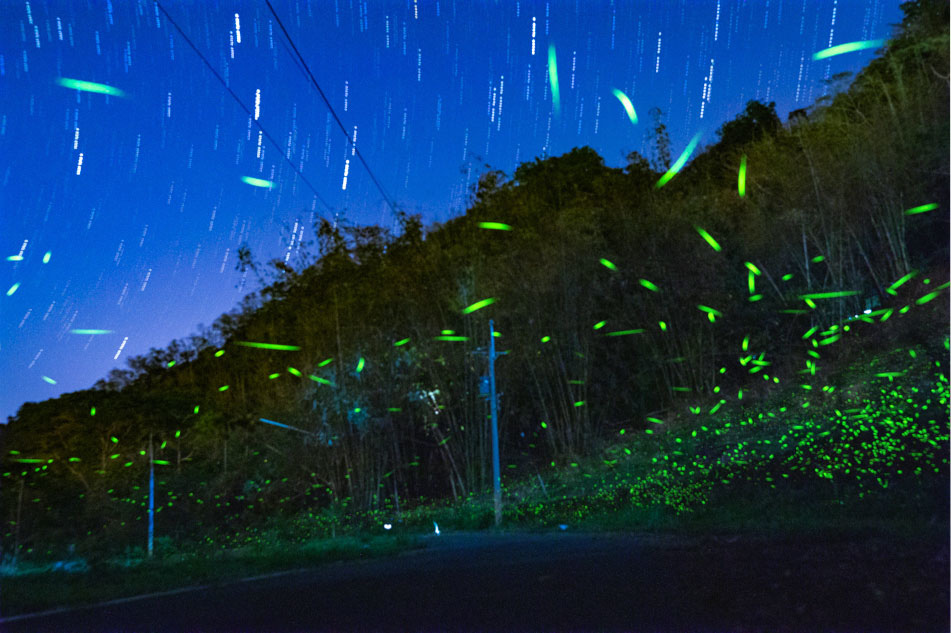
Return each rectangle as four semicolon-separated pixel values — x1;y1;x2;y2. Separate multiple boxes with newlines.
1;533;422;617
398;335;949;542
4;331;947;618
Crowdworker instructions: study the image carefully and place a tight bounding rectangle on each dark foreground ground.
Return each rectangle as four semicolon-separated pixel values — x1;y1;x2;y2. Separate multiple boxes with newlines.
1;530;947;633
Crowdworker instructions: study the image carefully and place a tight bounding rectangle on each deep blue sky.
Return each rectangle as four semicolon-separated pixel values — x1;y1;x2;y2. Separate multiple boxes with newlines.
1;0;903;422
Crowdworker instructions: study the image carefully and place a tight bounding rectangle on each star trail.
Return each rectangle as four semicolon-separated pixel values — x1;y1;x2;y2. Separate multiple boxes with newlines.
1;0;902;422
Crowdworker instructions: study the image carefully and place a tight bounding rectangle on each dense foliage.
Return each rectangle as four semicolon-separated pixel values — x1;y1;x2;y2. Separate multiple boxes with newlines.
2;0;947;565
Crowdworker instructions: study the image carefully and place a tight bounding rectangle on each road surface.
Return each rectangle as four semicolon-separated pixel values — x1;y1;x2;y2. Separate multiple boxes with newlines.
2;530;947;632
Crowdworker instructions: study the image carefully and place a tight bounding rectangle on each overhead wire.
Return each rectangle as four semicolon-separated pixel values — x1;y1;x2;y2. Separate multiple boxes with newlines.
264;0;398;218
153;1;336;216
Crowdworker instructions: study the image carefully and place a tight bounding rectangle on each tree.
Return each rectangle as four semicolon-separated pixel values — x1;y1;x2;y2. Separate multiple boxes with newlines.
648;106;672;172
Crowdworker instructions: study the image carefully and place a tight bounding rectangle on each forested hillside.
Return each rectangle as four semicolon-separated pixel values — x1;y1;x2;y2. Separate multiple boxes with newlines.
2;0;947;566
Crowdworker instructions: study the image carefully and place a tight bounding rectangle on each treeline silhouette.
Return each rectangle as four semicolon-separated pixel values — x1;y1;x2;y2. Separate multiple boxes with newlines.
2;0;947;565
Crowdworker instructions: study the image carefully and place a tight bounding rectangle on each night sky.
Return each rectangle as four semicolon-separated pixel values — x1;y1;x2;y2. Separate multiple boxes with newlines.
1;0;903;423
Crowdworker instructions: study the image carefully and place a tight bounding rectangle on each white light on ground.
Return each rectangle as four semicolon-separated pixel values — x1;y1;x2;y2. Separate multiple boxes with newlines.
434;521;440;535
383;523;392;530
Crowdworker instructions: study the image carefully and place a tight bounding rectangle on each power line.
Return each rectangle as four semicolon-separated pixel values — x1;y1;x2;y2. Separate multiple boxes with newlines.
264;0;398;217
154;1;335;216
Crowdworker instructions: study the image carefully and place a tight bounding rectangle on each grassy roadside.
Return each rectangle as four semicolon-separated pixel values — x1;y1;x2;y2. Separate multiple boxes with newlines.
0;534;422;618
3;330;947;618
399;335;950;542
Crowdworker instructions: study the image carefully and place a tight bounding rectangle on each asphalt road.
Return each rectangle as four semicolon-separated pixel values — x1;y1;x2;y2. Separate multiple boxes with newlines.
2;530;947;633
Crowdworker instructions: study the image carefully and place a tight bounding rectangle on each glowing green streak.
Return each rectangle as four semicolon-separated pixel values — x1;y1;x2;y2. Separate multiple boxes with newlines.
916;291;941;305
886;271;917;295
748;271;755;294
12;458;44;464
611;89;637;124
356;357;365;372
541;336;551;343
462;297;496;314
646;417;664;424
71;329;112;335
268;373;280;379
6;255;23;261
695;227;722;252
802;326;818;339
639;279;660;292
6;283;20;296
215;350;225;357
42;376;57;384
738;154;747;197
478;222;513;230
55;77;126;97
218;385;229;391
235;341;301;351
744;262;762;275
167;361;176;368
742;335;749;351
241;176;274;189
812;39;885;60
318;358;334;367
697;305;722;316
90;407;96;416
434;335;468;341
599;258;617;271
593;321;606;330
308;375;335;386
655;132;702;189
799;291;860;300
548;45;560;115
394;338;410;346
43;251;51;263
287;367;302;377
904;202;938;215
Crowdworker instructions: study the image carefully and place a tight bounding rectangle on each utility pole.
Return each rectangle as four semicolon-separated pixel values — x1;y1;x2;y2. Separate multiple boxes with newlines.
488;319;502;526
148;432;154;559
473;320;507;527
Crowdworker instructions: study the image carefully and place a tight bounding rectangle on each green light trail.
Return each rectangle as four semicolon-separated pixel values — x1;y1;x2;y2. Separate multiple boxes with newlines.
611;89;637;124
695;227;722;252
462;297;496;314
655;132;702;189
235;341;301;351
241;176;274;189
738;154;747;197
904;203;937;215
812;39;885;60
548;45;560;115
799;291;860;300
55;77;126;97
478;222;513;230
